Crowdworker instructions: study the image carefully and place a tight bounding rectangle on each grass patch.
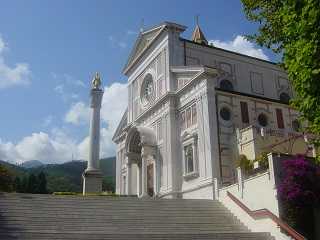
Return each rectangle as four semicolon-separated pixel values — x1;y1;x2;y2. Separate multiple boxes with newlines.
52;191;119;197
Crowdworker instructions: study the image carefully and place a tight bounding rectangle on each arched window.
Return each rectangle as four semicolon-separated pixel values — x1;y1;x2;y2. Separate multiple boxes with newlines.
220;80;234;91
279;92;291;104
184;144;194;173
220;107;231;121
258;113;268;127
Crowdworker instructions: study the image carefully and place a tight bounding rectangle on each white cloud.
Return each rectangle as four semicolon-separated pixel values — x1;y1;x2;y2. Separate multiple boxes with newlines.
63;73;85;88
43;115;54;127
52;72;85;88
67;81;128;158
100;82;128;130
127;30;137;35
0;139;19;163
108;35;128;49
65;81;127;131
0;37;5;52
54;84;64;94
209;35;269;61
65;101;90;125
53;73;86;102
0;36;31;89
118;42;127;49
0;81;128;164
0;130;78;164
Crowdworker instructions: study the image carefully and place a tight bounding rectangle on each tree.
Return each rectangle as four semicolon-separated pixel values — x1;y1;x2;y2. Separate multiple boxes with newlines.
14;176;23;192
0;164;14;192
241;0;320;135
21;176;28;193
102;176;115;193
27;173;38;193
37;172;48;194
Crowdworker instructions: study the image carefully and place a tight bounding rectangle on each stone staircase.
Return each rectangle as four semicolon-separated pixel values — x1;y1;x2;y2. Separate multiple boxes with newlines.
0;193;274;240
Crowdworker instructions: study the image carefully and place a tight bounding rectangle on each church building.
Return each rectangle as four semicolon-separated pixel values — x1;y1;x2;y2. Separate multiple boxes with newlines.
112;21;311;199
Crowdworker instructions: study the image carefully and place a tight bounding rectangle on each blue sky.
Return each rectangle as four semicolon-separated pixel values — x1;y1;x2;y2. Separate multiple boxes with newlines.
0;0;278;163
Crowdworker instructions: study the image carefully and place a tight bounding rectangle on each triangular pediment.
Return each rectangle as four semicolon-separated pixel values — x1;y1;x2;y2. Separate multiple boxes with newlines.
123;26;164;74
123;22;187;75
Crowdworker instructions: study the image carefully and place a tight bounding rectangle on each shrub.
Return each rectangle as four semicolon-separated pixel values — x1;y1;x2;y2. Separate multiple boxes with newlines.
236;154;253;173
53;192;78;195
255;152;269;169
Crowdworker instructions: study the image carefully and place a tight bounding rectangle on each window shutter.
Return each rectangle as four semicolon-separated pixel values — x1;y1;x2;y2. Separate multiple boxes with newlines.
240;101;249;124
276;108;284;129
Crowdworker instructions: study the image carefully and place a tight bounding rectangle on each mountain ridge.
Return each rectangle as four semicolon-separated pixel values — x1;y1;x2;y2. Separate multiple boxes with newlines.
0;157;116;193
20;160;44;169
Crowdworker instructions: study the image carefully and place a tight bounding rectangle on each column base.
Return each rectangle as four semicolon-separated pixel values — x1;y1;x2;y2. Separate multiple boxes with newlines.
139;193;150;198
82;169;103;195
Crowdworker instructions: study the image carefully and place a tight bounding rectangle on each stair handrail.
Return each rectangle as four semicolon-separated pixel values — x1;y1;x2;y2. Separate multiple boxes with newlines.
227;191;305;240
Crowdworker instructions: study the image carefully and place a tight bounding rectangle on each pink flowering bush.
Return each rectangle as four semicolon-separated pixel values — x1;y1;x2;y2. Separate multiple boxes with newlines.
278;155;320;238
278;155;320;206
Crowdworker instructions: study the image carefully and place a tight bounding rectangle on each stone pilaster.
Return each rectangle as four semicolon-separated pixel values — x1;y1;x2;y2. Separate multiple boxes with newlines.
126;162;132;195
140;145;155;198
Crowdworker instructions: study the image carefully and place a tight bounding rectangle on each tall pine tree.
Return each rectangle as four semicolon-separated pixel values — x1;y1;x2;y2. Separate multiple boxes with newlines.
37;172;48;194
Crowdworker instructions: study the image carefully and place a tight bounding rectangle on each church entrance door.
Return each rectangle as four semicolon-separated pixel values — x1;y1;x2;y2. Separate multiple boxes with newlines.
147;163;154;197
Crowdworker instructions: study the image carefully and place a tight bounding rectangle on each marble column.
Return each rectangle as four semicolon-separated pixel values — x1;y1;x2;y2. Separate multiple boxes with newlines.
140;151;148;198
83;73;104;195
153;157;157;196
126;162;132;195
137;163;141;196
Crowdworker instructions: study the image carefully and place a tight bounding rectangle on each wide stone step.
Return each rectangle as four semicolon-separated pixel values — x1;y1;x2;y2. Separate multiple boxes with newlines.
0;205;227;210
0;193;275;240
0;232;274;240
0;222;245;228
2;226;247;234
0;214;240;221
0;208;233;214
0;202;223;209
0;203;225;209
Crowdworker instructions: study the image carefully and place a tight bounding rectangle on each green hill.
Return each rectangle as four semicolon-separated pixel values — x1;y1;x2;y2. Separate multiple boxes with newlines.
20;160;44;169
0;160;27;177
0;157;116;193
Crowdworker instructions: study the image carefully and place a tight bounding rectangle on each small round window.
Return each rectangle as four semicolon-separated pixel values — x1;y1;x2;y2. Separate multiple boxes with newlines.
279;92;291;104
220;80;234;91
258;113;268;127
220;107;231;121
292;119;300;132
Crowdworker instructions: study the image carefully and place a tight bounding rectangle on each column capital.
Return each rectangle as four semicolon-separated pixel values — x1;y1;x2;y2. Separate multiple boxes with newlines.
90;89;104;108
141;145;156;158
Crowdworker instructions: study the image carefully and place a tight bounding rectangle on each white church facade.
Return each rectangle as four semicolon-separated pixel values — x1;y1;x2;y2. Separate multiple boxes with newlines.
112;21;312;199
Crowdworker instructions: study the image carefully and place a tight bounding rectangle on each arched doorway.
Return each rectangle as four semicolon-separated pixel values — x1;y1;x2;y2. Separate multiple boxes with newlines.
125;126;157;198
